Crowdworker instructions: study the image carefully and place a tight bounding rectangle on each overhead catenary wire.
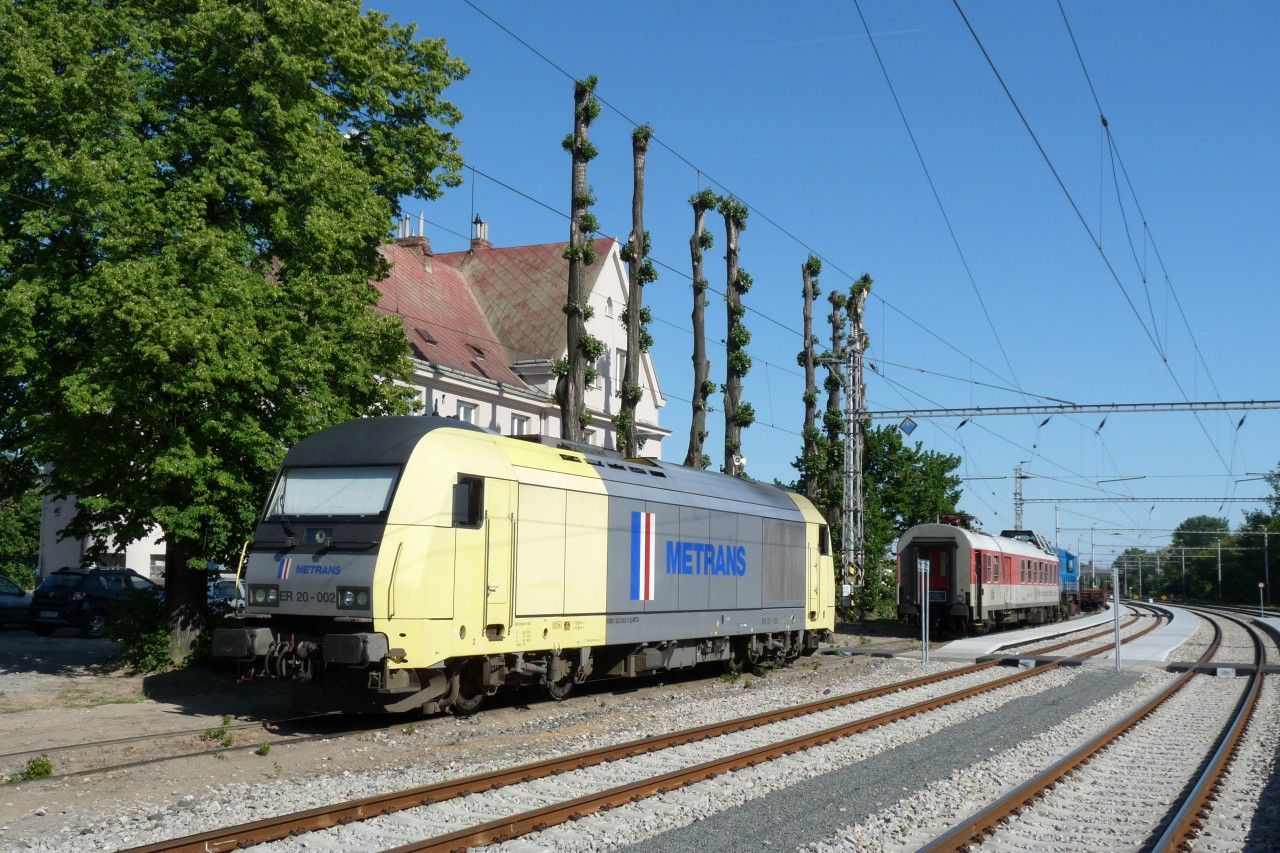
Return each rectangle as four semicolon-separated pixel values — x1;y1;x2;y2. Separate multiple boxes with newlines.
457;0;1040;395
950;0;1233;474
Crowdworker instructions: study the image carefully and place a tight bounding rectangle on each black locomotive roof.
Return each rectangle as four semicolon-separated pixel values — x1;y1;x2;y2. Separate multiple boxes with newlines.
577;452;800;514
282;416;486;468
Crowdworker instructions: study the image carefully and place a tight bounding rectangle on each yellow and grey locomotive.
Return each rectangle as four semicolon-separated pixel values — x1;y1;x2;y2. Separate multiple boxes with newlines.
214;417;835;713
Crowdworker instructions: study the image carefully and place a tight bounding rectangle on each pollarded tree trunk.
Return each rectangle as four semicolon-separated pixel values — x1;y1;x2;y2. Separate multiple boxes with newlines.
800;255;822;499
555;76;601;443
163;532;206;662
618;125;655;457
719;197;753;477
683;189;717;468
824;290;847;533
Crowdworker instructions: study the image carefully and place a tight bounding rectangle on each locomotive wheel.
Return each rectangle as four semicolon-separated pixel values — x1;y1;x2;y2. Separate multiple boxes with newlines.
542;675;574;701
725;638;749;674
450;659;486;716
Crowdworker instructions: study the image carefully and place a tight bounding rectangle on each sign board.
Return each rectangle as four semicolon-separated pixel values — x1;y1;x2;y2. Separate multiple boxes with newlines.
917;558;930;574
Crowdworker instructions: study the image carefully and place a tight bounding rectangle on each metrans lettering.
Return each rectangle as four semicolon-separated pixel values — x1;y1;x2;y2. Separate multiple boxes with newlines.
664;542;747;577
295;564;342;576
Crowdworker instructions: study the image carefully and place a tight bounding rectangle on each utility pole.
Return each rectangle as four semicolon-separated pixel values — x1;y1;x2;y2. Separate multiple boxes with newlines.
1014;461;1028;528
1217;540;1223;601
1054;505;1060;549
1266;532;1271;607
1181;549;1186;599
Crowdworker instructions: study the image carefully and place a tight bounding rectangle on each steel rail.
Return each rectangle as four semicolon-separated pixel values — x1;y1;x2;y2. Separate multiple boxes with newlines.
124;610;1158;853
15;612;1143;789
1151;607;1267;850
918;605;1242;851
385;622;1165;853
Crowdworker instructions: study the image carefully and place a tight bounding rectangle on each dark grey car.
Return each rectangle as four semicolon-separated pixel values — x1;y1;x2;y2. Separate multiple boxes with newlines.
0;576;32;626
29;568;160;638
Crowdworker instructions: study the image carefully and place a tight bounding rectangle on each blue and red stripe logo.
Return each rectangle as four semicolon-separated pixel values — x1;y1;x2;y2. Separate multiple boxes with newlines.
277;558;292;581
630;511;656;601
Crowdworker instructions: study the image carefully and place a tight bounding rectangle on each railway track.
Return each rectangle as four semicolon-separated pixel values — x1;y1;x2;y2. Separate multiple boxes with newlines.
124;607;1162;853
919;605;1267;852
3;608;1143;786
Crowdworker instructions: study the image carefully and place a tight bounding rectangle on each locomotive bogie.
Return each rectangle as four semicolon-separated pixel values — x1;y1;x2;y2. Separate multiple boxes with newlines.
214;417;834;713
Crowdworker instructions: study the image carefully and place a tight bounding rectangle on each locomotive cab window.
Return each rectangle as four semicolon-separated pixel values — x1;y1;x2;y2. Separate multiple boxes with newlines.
453;475;484;528
818;525;831;556
264;465;399;519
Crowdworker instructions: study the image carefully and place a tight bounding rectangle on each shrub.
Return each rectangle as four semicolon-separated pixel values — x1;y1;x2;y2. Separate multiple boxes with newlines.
7;755;53;783
256;742;271;756
106;588;172;672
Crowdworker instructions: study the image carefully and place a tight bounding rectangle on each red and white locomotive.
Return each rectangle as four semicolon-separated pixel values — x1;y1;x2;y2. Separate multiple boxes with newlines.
896;519;1066;633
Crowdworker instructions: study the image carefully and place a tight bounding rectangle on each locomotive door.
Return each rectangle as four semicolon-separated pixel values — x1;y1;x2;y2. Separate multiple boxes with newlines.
483;479;516;637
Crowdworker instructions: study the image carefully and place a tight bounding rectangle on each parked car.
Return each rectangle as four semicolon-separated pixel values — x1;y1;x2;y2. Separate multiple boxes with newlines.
0;576;32;627
30;567;161;638
207;576;245;613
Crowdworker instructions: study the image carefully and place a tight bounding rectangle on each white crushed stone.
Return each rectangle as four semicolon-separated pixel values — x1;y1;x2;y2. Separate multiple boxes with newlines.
0;656;961;852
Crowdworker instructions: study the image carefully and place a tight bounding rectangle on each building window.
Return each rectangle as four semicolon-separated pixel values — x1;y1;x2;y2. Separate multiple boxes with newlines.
511;414;530;436
605;297;614;318
150;554;166;579
617;348;629;385
98;552;125;569
457;401;477;424
584;428;597;446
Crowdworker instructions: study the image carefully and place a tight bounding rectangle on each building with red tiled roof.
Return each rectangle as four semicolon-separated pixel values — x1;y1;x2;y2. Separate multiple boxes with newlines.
372;220;668;452
37;222;668;580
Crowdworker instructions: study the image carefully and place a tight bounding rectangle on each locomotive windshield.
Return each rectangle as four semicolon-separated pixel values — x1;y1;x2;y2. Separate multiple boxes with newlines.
264;466;400;519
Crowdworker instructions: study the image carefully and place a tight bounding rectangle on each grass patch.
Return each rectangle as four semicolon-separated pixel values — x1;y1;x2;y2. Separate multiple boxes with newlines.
55;685;144;709
256;742;271;756
200;714;234;744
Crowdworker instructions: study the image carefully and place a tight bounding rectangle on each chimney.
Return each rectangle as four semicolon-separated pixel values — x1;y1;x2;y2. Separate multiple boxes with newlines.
393;211;432;269
470;214;491;250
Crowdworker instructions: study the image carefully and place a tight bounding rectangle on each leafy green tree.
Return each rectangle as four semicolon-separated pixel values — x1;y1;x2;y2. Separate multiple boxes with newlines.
858;425;962;615
0;481;41;589
0;0;466;655
1171;515;1229;550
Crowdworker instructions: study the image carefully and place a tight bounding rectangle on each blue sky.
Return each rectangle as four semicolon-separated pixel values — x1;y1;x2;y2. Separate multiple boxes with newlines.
374;1;1280;568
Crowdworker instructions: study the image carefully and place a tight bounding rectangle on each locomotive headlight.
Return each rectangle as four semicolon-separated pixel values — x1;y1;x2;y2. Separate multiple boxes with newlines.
249;584;279;607
336;586;370;610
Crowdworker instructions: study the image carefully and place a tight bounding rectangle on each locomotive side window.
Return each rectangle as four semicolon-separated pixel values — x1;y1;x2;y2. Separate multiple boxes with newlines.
818;525;831;556
992;555;999;582
453;475;484;528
